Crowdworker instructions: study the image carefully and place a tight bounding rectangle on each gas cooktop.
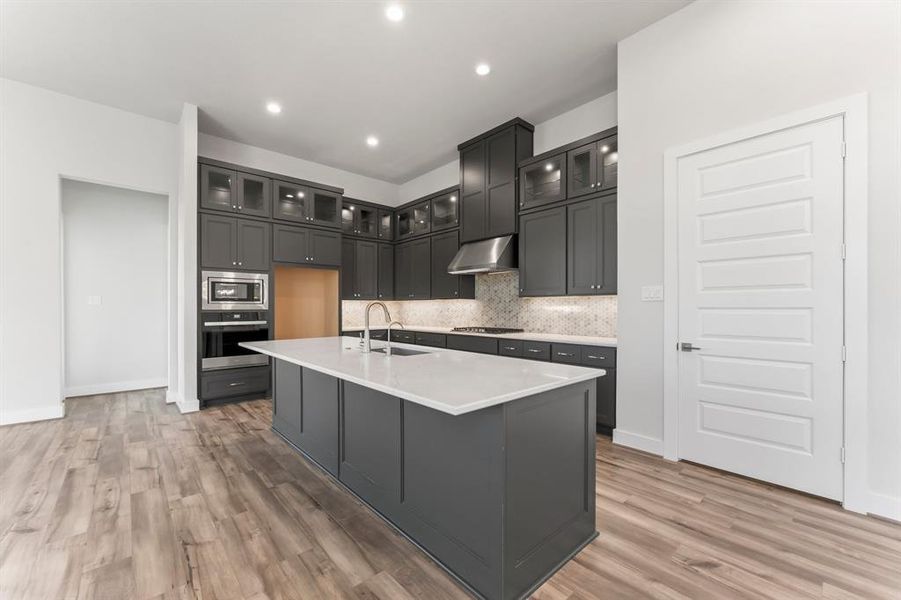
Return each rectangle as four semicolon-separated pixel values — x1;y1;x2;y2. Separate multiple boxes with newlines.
451;327;525;334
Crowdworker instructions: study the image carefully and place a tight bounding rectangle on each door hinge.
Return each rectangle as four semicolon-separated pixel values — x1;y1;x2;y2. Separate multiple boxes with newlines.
842;345;847;362
840;447;846;464
841;243;847;260
841;142;847;158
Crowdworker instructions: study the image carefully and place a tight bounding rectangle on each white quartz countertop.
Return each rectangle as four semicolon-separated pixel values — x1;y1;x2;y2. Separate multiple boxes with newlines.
241;337;604;416
341;325;617;347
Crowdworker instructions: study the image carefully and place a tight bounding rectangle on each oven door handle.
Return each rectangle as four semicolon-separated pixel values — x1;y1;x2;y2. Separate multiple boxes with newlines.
203;321;269;327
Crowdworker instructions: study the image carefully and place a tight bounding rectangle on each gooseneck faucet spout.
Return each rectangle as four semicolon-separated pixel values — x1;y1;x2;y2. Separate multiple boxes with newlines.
363;301;391;353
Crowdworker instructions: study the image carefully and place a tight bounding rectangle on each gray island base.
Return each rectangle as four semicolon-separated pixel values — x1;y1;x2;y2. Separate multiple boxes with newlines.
244;338;599;600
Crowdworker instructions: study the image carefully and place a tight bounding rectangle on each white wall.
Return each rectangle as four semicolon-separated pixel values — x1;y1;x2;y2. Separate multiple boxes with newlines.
0;78;178;425
175;103;199;411
199;133;399;206
397;91;619;204
62;180;168;396
616;0;901;517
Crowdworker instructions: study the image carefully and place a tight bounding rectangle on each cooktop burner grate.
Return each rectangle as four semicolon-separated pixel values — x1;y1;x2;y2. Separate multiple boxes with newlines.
451;326;525;334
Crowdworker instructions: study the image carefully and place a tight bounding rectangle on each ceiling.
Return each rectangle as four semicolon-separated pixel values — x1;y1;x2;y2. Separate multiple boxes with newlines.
0;1;688;183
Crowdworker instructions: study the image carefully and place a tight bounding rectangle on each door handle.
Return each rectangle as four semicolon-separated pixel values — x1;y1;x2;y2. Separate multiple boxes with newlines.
680;342;702;352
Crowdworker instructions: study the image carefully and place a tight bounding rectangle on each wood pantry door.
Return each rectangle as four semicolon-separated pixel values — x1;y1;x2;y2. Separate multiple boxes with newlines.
677;116;845;500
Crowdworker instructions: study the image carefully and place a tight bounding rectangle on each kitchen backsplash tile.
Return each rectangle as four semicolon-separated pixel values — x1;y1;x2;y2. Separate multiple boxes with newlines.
342;271;617;337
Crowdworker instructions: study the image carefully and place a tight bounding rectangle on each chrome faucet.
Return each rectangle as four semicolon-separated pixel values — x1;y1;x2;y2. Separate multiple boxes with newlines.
362;301;391;353
386;321;405;356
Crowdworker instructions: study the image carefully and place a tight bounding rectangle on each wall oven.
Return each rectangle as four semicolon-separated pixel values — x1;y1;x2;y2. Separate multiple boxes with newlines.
201;270;268;311
201;311;269;371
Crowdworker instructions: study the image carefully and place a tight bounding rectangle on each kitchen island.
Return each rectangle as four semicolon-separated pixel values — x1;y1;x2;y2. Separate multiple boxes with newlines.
240;336;603;600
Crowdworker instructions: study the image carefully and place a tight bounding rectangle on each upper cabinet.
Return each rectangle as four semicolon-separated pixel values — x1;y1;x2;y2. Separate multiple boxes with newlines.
459;119;534;243
430;189;459;231
236;173;271;217
342;200;379;238
566;134;618;199
202;165;270;217
274;180;341;228
378;209;394;241
396;201;430;239
519;153;566;211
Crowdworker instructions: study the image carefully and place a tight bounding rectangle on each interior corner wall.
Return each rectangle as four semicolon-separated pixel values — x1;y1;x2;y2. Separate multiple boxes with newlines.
0;78;178;425
616;0;901;514
396;91;619;204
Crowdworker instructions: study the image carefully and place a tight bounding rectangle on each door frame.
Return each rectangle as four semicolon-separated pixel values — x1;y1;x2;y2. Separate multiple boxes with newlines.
662;94;869;513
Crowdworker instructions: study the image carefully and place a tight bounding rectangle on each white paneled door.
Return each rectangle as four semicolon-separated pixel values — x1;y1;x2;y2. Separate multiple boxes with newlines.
677;116;845;500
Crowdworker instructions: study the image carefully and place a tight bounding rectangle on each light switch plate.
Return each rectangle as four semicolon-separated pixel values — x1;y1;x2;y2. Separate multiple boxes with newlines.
641;285;663;302
87;295;102;306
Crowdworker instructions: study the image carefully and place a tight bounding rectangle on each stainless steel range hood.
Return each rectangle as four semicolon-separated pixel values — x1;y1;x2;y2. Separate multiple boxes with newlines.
447;235;516;275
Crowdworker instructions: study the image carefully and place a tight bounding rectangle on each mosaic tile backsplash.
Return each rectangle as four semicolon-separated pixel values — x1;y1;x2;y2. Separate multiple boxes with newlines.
342;271;617;337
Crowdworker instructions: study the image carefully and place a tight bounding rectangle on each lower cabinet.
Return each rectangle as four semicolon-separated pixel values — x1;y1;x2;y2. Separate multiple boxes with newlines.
447;335;498;355
200;365;270;403
272;360;302;445
596;367;616;433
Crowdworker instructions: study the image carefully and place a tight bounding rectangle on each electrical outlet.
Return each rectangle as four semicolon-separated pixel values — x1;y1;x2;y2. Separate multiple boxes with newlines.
641;285;663;302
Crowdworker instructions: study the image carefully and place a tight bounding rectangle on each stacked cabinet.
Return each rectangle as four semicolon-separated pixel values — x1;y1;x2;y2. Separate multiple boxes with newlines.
200;213;270;271
459;119;534;243
394;237;431;299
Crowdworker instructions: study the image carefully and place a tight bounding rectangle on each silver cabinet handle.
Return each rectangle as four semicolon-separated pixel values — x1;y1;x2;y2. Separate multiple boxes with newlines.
590;183;595;188
596;181;601;187
238;262;242;266
527;348;541;353
237;206;243;210
590;284;596;289
232;205;237;209
503;346;517;351
557;352;575;357
203;321;267;327
586;355;605;360
228;381;246;387
232;261;237;266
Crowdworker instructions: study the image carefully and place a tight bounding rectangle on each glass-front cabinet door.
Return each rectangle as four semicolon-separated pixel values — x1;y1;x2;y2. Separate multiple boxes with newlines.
200;165;237;212
310;189;341;228
596;135;618;191
273;180;310;222
566;143;597;199
342;202;357;234
236;173;271;218
411;201;431;236
520;154;566;211
356;205;378;238
378;209;393;240
430;190;459;231
396;207;413;238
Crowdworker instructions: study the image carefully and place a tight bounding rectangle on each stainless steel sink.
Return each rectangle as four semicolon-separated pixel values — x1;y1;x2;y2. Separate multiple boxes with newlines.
371;347;429;356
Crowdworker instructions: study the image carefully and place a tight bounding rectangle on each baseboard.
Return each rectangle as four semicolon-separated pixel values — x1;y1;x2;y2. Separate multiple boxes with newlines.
0;403;65;426
65;378;168;398
867;491;901;522
166;389;180;404
177;397;200;413
612;429;664;456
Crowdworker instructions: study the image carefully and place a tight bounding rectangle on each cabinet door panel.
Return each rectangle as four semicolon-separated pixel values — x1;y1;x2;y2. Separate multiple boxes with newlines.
273;360;303;446
519;208;566;296
342;202;357;234
485;130;517;237
378;210;394;241
236;219;270;271
430;190;459;231
460;143;486;242
430;230;460;299
200;165;237;212
354;241;378;300
309;230;341;266
596;368;616;430
341;239;356;300
520;155;565;211
273;180;310;223
597;136;618;191
566;143;597;199
410;237;431;299
597;196;617;294
273;224;310;264
300;369;339;476
394;243;412;299
486;181;516;237
200;213;236;269
567;200;598;295
310;189;341;228
356;205;379;238
461;193;485;242
378;243;394;300
237;172;271;218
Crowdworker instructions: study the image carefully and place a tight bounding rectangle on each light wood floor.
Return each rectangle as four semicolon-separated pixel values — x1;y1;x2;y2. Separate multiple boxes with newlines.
1;390;899;600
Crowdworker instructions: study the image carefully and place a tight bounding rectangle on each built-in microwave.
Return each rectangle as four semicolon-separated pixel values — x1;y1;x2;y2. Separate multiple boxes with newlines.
201;271;268;311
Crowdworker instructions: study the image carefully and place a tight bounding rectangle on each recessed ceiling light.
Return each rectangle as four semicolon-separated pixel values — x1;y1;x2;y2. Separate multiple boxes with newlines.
385;4;404;22
266;101;282;114
475;63;491;76
366;135;379;148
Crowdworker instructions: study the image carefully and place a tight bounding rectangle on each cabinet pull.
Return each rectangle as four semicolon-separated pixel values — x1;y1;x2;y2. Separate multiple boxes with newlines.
590;183;595;188
587;355;604;360
527;348;541;353
596;181;601;187
238;262;242;266
232;204;237;209
228;381;246;387
503;346;516;351
557;352;575;357
232;261;237;266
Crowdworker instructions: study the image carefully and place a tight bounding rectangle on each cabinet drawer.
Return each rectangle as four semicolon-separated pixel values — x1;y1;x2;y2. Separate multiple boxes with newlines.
581;346;616;368
447;335;498;355
498;339;523;357
414;332;446;348
522;341;550;361
551;343;581;365
392;330;416;344
201;366;269;400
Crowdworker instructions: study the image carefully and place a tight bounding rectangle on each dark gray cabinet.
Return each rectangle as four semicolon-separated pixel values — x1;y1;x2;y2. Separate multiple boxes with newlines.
430;189;459;231
274;180;341;228
596;367;616;432
343;201;378;238
520;153;566;211
273;223;339;267
200;165;237;212
309;189;342;228
567;197;617;295
566;134;618;199
341;239;355;300
518;207;566;296
272;360;302;445
459;120;534;243
378;209;394;241
299;369;340;476
396;201;430;239
201;213;270;270
395;237;430;299
447;335;498;355
341;240;381;300
377;243;394;300
200;365;269;403
430;230;474;300
236;172;271;217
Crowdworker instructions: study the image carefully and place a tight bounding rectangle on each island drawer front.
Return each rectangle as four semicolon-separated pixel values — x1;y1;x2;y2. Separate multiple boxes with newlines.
200;366;269;399
498;340;524;357
581;346;616;368
415;332;447;348
392;330;416;344
522;341;551;361
447;334;499;355
371;329;388;341
551;343;581;365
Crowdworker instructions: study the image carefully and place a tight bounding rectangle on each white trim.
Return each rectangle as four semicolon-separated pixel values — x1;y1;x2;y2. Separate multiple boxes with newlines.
662;93;869;511
0;403;66;426
166;389;179;404
177;397;200;413
65;378;168;398
867;491;901;523
612;429;664;456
